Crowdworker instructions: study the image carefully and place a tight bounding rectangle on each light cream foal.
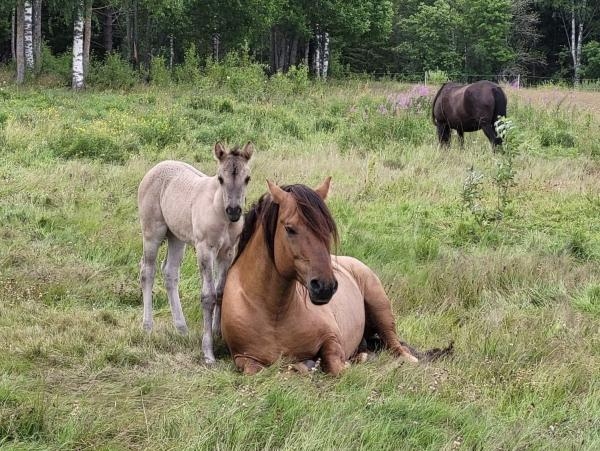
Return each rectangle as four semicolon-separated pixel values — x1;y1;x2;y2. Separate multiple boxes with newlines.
138;142;253;363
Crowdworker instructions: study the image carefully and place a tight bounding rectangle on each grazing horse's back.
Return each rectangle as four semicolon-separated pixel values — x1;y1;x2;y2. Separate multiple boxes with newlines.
432;80;507;149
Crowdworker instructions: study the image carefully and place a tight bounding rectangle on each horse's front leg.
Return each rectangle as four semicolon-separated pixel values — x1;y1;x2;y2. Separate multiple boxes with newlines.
197;242;218;364
319;338;346;376
213;247;235;338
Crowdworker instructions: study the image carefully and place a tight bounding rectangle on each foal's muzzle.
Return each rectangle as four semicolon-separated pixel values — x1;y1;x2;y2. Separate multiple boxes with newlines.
226;206;242;222
308;278;338;305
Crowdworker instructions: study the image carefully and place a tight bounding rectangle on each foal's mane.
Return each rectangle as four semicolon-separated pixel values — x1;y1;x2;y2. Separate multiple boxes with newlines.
235;184;339;263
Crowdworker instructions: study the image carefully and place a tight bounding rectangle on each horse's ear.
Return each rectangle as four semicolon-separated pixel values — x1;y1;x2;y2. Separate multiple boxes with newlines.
213;142;227;161
314;176;331;201
267;180;290;205
240;141;254;160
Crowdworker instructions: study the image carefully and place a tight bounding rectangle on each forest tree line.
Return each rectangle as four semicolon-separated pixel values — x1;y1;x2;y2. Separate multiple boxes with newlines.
1;0;599;88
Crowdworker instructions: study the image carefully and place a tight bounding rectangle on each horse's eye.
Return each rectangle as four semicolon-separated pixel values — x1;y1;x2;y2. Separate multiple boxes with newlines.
218;176;224;185
284;226;297;236
245;176;251;184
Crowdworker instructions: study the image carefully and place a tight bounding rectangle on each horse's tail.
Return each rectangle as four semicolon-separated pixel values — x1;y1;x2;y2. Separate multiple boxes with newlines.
431;82;448;125
400;340;454;363
492;86;507;122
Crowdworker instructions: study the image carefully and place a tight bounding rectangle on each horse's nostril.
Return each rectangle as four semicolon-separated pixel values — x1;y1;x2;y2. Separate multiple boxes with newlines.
310;279;321;291
332;279;338;292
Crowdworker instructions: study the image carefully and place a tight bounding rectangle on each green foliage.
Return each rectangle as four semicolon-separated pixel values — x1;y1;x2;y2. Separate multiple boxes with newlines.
426;69;449;84
268;65;310;95
174;44;201;84
206;51;267;100
581;41;600;80
39;44;71;86
149;55;172;86
50;127;127;164
88;53;138;90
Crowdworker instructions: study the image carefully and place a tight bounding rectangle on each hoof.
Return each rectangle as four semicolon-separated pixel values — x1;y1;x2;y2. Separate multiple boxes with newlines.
402;354;419;364
175;323;189;335
204;356;216;365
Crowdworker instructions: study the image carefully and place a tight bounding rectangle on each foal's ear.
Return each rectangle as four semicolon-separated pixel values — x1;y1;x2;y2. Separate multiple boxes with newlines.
314;176;331;201
240;141;254;160
266;180;290;205
213;142;227;161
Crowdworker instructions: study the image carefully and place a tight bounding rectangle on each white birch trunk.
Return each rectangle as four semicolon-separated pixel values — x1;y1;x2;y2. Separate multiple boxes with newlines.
24;0;34;70
321;32;329;80
16;0;25;84
313;32;321;79
169;35;174;69
72;1;85;90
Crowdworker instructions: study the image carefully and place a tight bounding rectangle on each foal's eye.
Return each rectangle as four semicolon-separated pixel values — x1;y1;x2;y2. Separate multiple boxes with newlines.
218;176;224;185
244;176;251;184
284;226;297;236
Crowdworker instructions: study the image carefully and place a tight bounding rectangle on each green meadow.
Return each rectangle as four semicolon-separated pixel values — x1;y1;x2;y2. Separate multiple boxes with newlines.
1;78;599;450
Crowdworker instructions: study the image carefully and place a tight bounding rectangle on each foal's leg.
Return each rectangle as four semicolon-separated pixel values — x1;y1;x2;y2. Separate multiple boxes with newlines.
212;247;235;337
196;242;218;364
140;232;165;332
162;234;188;335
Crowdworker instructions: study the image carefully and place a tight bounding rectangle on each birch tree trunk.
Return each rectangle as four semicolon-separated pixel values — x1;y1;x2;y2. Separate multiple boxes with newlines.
83;0;92;77
16;1;25;84
212;32;220;61
169;34;174;69
321;31;329;80
11;7;16;63
33;0;41;73
313;32;321;78
23;0;34;70
72;0;85;90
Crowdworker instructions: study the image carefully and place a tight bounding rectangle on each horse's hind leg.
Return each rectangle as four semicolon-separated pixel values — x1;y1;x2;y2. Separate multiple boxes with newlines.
457;130;465;148
162;234;188;335
482;124;502;150
348;260;418;363
437;124;451;148
140;231;165;332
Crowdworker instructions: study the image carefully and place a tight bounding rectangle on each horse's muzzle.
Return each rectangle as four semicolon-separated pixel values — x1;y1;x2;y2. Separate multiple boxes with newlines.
308;278;338;305
226;206;242;222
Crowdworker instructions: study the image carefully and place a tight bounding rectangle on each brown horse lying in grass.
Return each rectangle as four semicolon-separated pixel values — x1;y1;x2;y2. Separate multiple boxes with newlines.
221;178;451;375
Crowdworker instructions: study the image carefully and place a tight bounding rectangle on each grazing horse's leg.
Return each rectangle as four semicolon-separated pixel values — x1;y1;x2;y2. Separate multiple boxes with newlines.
213;247;235;338
437;123;451;148
197;242;218;364
481;124;501;150
140;232;165;332
457;130;465;148
319;338;346;376
162;235;188;335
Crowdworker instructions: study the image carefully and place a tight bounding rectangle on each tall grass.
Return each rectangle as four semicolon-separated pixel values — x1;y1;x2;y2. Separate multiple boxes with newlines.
0;80;599;449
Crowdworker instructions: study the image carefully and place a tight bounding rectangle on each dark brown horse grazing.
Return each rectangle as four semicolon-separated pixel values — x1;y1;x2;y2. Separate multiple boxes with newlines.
432;80;507;149
221;178;450;376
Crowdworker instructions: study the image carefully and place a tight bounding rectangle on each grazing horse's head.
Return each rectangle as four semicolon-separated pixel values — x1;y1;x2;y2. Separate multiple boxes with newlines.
213;142;253;222
265;178;339;304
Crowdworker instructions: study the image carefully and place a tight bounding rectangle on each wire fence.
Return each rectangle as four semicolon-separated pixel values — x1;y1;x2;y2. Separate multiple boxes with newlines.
364;72;600;89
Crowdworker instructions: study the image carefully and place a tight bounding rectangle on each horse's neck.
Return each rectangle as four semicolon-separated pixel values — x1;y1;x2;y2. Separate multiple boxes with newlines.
235;225;296;316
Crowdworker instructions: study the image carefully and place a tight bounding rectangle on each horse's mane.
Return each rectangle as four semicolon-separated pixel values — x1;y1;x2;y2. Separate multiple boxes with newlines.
234;184;339;263
431;81;460;124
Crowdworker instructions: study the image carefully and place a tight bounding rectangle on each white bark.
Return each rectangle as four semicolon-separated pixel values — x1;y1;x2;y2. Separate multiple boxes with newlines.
24;0;34;70
169;34;174;69
72;1;85;90
313;32;321;78
321;32;329;80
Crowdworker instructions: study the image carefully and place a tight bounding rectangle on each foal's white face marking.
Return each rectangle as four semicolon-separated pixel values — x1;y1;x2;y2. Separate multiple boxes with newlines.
214;142;253;222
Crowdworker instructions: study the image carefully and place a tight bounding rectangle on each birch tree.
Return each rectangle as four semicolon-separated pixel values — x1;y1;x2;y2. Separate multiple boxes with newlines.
72;0;85;89
23;0;33;69
15;0;25;84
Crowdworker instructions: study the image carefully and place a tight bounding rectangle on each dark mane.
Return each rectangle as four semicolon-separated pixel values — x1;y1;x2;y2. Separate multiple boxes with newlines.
234;184;339;263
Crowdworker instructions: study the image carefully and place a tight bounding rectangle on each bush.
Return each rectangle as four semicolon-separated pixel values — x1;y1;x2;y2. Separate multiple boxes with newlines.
51;127;127;163
426;69;449;85
206;50;267;100
174;44;201;84
39;44;71;86
539;128;576;148
88;53;138;89
149;55;171;86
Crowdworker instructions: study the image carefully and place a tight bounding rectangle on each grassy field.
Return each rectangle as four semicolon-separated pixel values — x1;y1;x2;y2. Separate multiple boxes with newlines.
1;78;599;450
